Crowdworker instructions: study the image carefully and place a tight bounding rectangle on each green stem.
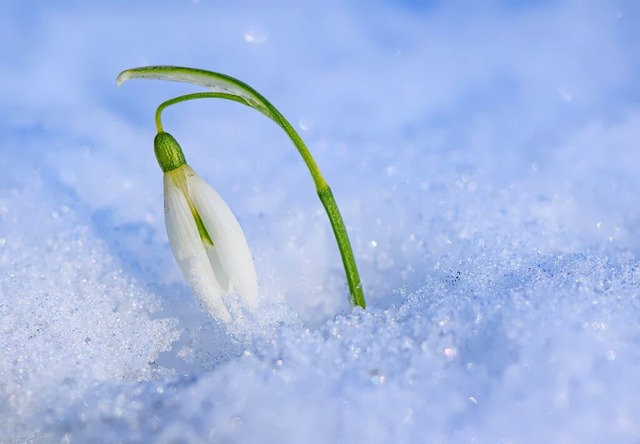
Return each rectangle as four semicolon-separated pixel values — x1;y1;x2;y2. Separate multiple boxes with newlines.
119;66;366;308
155;92;246;133
318;187;366;308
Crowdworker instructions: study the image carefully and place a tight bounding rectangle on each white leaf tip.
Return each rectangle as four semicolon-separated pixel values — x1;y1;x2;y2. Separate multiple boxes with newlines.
116;70;132;87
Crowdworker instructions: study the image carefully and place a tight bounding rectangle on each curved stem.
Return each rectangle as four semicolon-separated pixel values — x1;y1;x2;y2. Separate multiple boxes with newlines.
155;92;246;133
119;66;366;308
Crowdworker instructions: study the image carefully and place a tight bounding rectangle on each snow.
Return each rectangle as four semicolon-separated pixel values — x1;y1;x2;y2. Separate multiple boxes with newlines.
2;0;640;442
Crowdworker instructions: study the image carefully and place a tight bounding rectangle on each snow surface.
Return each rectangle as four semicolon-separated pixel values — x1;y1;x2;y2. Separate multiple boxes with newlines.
2;1;640;442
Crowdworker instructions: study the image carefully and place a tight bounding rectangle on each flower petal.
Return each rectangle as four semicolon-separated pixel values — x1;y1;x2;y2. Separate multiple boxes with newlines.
186;170;259;309
164;172;231;322
205;247;231;293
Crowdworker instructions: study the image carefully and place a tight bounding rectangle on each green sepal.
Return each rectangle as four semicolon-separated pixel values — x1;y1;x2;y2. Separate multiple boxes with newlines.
154;132;186;172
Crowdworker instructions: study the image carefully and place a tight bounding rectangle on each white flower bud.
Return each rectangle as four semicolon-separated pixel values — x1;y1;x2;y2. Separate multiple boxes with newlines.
158;133;258;322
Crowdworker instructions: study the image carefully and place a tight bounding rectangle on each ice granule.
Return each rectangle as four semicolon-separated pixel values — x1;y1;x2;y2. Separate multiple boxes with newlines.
0;179;180;441
35;251;640;443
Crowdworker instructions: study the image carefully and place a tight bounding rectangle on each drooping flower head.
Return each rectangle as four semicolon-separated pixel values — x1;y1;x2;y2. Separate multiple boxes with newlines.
155;132;258;322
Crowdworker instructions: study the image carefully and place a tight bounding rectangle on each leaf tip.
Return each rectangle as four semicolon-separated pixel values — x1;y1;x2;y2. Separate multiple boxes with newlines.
116;69;132;87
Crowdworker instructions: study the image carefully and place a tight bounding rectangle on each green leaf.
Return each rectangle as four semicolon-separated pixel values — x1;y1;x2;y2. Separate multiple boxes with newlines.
117;66;273;121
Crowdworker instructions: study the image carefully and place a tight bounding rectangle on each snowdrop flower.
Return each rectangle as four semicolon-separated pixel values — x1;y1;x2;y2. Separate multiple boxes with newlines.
155;131;258;322
118;65;365;310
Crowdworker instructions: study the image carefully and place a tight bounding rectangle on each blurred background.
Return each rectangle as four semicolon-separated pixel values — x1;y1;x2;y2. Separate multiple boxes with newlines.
3;0;639;317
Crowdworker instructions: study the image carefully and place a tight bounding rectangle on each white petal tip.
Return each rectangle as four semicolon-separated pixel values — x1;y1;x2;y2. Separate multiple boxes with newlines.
241;283;260;310
202;301;232;323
